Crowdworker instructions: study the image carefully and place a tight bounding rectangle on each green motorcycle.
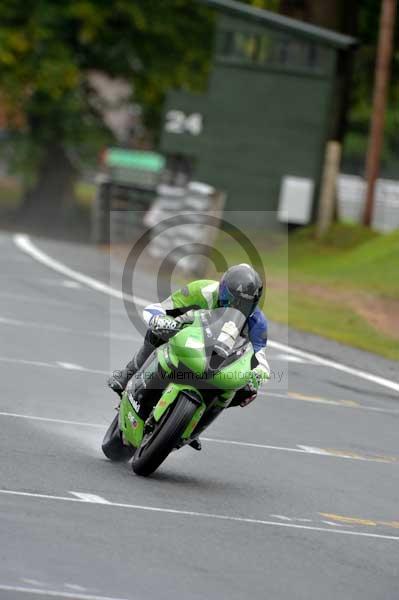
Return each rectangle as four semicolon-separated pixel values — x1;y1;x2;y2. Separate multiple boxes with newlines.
102;307;259;476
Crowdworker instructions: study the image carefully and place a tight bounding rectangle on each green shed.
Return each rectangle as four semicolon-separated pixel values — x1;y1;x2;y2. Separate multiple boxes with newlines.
160;0;356;222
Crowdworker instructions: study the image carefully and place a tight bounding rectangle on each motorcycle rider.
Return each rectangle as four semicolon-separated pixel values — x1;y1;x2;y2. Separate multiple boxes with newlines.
108;264;270;446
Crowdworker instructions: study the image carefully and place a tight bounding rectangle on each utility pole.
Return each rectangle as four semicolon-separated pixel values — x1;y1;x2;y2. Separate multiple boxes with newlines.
316;141;342;238
363;0;397;226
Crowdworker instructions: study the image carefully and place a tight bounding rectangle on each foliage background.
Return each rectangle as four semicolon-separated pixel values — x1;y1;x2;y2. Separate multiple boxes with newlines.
0;0;397;210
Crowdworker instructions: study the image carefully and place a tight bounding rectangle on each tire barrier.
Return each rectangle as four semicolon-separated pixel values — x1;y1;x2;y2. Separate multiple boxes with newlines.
144;182;225;275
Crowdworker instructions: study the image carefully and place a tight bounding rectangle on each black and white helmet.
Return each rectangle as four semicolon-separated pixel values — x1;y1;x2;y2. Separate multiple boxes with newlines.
219;264;263;317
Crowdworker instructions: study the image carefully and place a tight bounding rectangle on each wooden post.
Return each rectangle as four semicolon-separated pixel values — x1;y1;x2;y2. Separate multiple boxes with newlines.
363;0;397;226
316;141;342;238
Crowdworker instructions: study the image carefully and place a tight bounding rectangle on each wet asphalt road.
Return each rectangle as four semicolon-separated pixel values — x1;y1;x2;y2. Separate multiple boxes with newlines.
0;232;398;600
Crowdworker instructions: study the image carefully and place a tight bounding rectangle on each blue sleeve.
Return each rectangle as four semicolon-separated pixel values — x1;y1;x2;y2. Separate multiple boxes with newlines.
247;308;268;352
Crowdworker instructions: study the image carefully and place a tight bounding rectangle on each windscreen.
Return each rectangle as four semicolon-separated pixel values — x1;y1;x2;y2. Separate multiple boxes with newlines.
199;307;246;359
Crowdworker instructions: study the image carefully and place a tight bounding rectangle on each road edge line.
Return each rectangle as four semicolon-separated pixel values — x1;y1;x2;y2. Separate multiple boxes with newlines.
14;233;147;307
267;340;399;394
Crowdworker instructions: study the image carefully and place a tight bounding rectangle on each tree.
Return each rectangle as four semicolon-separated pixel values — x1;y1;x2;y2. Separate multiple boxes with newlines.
0;1;215;221
278;1;399;176
344;0;399;176
4;0;366;225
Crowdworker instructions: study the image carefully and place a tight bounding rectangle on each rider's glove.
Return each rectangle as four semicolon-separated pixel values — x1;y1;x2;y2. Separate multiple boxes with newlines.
239;381;258;407
149;314;180;337
240;370;263;407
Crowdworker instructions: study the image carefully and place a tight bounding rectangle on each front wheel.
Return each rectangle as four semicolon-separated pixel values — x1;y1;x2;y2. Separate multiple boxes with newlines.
132;394;198;477
102;414;135;462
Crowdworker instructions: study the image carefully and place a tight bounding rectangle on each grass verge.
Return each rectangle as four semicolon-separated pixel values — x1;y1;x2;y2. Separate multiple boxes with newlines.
213;223;399;361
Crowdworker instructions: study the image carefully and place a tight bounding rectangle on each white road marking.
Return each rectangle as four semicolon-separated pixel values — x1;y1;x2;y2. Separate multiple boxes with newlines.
0;585;127;600
297;445;330;456
0;357;60;369
268;340;399;395
39;278;82;290
275;354;307;364
0;292;140;321
0;411;104;428
258;390;289;399
1;341;396;416
14;233;399;395
0;356;107;375
4;345;395;415
0;409;396;465
295;518;313;523
0;291;89;310
201;436;308;454
70;492;111;504
264;389;399;416
0;315;138;342
353;404;399;415
14;233;147;307
62;280;82;289
21;579;44;586
1;489;399;542
203;437;399;464
57;362;85;371
270;517;346;527
64;585;87;592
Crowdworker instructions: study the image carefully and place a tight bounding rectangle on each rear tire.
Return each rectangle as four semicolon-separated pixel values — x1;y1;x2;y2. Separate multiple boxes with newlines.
132;395;197;477
102;414;134;462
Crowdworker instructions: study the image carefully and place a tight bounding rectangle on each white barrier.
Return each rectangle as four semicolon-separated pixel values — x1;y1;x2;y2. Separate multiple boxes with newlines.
337;175;399;232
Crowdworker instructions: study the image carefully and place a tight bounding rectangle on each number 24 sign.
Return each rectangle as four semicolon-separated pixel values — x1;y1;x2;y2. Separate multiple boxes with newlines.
165;111;203;135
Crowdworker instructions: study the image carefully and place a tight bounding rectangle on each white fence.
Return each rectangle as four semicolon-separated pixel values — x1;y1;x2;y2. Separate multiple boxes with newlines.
337;175;399;233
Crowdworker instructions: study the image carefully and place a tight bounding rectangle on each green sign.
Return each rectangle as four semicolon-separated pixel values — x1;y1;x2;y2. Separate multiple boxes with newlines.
105;148;165;172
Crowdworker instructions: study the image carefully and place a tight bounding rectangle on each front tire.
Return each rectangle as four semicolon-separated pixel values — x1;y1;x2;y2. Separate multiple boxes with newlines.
102;414;134;462
132;395;197;477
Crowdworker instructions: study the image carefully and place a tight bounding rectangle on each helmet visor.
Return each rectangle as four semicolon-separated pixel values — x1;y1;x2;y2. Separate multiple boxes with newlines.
219;280;259;317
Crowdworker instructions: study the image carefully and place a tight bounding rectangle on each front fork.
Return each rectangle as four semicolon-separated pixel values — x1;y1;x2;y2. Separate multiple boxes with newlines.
182;391;234;443
118;382;204;450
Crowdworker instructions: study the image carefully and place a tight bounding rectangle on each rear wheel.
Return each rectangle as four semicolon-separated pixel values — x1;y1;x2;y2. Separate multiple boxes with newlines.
132;395;197;477
102;414;134;462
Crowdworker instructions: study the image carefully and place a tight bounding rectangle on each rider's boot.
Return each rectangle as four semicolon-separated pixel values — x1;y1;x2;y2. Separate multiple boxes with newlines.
189;437;202;451
107;336;157;396
107;367;134;396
